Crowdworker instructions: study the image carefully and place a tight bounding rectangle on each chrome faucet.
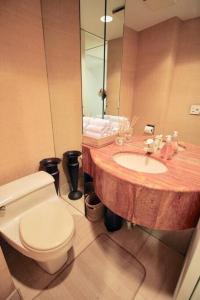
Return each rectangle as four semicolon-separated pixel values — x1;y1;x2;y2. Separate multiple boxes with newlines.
0;205;6;210
144;138;155;154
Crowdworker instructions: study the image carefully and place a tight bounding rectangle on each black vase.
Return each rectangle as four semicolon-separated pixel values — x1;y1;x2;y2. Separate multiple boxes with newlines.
63;150;83;200
39;157;61;194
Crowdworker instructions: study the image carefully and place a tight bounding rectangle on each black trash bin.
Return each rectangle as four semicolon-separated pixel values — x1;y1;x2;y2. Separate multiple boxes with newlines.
85;193;104;222
104;207;123;232
63;150;83;200
39;157;61;194
84;173;94;195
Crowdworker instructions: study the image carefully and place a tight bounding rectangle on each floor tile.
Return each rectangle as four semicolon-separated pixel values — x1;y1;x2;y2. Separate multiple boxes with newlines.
1;200;184;300
35;235;145;300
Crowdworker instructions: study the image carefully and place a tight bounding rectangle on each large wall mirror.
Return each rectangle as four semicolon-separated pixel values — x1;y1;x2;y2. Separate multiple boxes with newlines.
120;0;200;144
106;0;125;116
80;0;125;118
81;0;200;144
80;0;105;118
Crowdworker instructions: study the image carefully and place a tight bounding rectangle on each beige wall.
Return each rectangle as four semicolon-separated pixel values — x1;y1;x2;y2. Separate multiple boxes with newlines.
121;17;200;145
164;18;200;144
106;38;123;115
41;0;82;187
0;0;82;186
0;0;55;185
133;17;180;134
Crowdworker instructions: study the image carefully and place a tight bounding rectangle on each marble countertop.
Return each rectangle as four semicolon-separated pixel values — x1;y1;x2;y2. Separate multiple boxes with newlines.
90;137;200;193
83;137;200;230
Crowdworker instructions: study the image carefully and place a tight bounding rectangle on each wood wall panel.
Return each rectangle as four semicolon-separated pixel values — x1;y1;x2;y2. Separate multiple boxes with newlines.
41;0;82;187
0;0;54;185
119;26;138;120
106;38;123;115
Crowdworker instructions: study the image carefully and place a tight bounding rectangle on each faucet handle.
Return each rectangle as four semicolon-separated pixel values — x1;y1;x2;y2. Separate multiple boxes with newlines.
0;205;6;217
0;205;6;211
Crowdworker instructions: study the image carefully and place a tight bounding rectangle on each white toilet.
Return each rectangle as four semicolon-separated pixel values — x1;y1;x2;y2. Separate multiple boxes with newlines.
0;171;75;274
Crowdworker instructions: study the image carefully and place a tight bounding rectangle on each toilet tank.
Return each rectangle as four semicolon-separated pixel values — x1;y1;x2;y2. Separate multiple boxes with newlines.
0;172;57;227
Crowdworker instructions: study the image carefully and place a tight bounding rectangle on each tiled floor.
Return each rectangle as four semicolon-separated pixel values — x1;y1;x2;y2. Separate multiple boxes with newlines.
0;198;184;300
35;234;146;300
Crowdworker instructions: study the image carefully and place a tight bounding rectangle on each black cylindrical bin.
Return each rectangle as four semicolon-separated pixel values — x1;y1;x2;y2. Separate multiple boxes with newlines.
84;172;94;195
39;157;61;194
104;207;123;232
63;150;82;200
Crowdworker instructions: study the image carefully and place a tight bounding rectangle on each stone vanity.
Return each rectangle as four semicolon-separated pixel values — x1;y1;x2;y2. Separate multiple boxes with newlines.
83;136;200;230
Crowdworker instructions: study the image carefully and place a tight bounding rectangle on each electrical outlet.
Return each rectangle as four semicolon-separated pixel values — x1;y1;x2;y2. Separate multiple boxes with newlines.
144;124;155;134
190;104;200;115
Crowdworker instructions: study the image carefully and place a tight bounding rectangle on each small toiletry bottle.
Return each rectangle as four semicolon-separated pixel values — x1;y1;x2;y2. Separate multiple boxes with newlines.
172;131;178;153
154;134;163;150
154;135;159;151
158;134;163;149
160;135;174;160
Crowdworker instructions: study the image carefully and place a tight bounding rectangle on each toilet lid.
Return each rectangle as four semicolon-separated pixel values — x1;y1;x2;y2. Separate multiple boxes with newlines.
19;202;74;251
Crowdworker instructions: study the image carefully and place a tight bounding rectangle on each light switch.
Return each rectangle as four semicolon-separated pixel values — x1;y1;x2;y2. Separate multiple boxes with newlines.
190;104;200;115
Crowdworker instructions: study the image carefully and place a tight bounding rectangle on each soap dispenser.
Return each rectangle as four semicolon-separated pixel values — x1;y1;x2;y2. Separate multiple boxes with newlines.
160;135;174;160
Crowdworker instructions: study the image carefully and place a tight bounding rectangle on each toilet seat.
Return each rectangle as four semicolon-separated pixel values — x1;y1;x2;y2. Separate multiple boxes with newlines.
19;202;74;252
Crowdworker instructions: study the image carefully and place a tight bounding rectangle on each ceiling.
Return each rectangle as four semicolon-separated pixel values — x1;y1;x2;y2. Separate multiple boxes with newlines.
125;0;200;31
82;31;107;62
80;0;200;54
80;0;104;39
80;0;125;40
86;45;105;62
82;30;104;51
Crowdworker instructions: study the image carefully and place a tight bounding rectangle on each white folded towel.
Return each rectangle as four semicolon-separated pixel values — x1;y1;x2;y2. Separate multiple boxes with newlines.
84;131;107;139
91;118;110;127
83;121;88;127
83;117;111;127
83;117;95;126
87;124;111;133
111;121;120;128
83;116;130;136
111;127;120;133
83;117;91;129
83;116;93;122
103;115;112;120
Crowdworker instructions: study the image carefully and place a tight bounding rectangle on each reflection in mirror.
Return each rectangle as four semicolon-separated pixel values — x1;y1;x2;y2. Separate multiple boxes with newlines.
81;30;105;117
80;0;125;120
120;0;200;144
106;0;125;116
80;0;105;118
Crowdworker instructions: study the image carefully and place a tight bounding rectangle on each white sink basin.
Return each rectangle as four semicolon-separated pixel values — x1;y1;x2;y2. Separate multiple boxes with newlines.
113;152;167;174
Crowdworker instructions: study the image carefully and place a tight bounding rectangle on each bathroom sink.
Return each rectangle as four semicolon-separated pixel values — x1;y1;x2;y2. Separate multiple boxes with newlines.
113;152;167;174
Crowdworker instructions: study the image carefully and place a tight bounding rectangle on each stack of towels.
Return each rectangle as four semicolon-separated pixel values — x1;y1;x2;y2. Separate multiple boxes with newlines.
83;116;130;139
83;117;111;139
104;115;130;133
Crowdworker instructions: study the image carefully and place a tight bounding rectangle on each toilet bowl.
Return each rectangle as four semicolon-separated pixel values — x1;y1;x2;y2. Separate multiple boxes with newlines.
0;171;75;274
